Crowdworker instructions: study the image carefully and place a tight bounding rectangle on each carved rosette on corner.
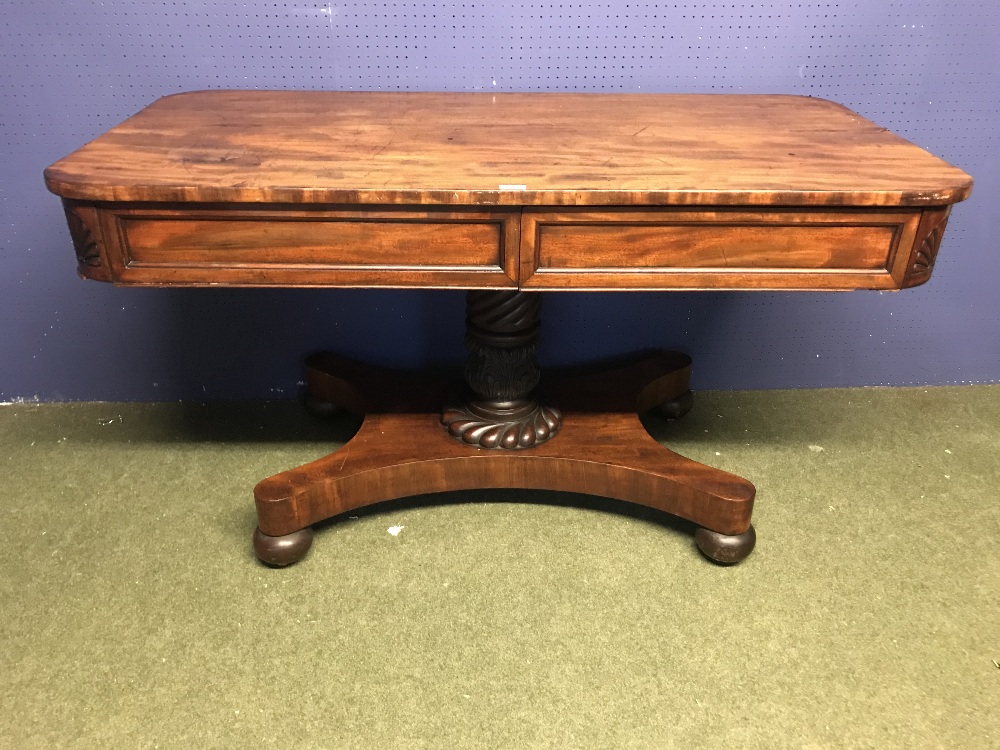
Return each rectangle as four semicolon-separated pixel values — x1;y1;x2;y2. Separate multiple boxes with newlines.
443;290;563;450
62;202;111;281
904;207;951;288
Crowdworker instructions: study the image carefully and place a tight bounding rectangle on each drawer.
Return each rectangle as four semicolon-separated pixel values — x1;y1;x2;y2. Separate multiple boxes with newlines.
520;209;922;290
99;206;520;287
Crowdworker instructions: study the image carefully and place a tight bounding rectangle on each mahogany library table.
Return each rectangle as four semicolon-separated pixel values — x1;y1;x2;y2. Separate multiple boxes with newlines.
45;91;972;566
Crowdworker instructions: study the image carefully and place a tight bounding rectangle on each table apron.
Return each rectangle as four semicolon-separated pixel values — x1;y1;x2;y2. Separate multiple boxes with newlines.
65;201;946;291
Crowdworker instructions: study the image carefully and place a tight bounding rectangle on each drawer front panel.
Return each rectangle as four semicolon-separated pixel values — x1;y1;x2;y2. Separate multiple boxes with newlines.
104;207;519;287
522;210;921;290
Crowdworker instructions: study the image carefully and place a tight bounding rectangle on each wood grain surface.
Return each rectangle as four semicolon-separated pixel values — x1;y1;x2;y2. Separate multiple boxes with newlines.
520;207;922;290
45;90;972;207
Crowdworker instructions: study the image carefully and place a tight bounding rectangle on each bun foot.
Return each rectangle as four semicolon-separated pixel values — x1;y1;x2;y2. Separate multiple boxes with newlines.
695;524;756;564
652;389;694;419
253;527;314;567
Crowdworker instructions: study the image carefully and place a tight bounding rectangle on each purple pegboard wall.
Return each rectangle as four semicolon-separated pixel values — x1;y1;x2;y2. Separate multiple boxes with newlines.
1;1;997;401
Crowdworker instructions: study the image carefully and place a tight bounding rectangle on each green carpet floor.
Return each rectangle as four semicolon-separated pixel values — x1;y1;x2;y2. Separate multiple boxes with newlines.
2;386;998;748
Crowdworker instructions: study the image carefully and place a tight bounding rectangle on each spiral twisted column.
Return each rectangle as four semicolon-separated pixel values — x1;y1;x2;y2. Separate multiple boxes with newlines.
442;290;562;449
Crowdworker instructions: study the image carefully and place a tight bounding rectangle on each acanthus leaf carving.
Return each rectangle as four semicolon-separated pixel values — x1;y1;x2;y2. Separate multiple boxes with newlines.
64;206;103;269
443;290;563;450
913;217;948;274
911;207;951;278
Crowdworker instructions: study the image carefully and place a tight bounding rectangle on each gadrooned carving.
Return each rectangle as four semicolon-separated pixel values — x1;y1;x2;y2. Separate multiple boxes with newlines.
443;289;563;450
442;401;562;450
64;207;102;268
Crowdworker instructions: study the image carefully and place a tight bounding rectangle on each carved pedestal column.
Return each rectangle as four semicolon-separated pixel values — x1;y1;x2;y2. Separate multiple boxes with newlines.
442;290;562;449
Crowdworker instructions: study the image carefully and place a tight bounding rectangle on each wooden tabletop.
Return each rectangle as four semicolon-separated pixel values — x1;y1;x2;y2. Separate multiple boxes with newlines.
45;91;972;208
